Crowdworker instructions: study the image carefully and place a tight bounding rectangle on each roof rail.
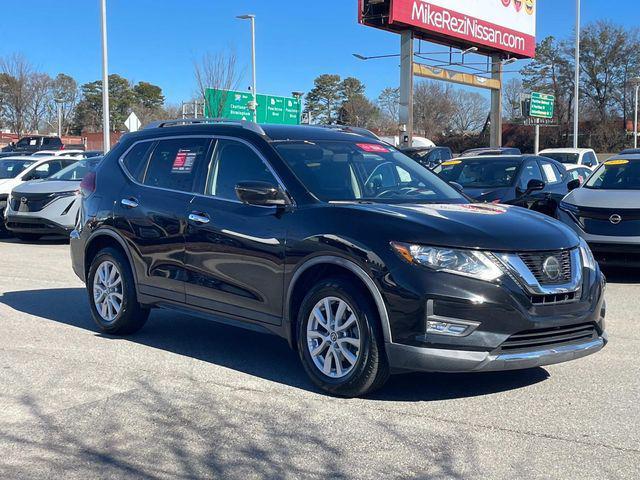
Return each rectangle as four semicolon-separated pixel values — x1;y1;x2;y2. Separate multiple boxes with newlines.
143;118;266;136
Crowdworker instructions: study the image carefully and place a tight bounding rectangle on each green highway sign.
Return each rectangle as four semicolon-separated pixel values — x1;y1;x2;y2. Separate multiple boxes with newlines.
529;92;555;119
204;88;301;125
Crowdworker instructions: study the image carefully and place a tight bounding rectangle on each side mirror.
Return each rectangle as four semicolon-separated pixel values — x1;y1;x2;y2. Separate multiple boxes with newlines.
522;178;545;195
567;179;581;191
449;181;464;193
235;181;290;207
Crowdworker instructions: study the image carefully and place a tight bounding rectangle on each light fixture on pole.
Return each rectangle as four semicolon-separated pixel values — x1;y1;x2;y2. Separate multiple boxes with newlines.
631;77;640;149
54;98;64;138
237;14;257;122
461;47;478;55
502;57;517;66
100;0;110;152
573;0;581;148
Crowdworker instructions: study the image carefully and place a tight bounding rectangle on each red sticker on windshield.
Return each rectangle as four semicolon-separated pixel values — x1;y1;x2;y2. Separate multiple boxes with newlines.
356;143;389;153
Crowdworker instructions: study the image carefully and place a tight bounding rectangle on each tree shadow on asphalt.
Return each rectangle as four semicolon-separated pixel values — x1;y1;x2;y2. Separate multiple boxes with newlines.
0;378;473;479
0;287;548;402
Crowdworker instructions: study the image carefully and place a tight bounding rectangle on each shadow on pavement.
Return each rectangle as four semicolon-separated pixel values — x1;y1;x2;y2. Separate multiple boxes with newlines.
0;236;69;245
600;266;640;284
0;287;548;401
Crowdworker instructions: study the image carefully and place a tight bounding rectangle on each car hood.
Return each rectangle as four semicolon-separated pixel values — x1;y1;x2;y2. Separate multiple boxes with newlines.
0;178;17;193
563;188;640;209
11;180;79;195
338;202;578;251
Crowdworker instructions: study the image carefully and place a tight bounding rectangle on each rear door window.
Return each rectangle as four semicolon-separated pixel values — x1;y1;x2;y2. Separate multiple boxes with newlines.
143;138;211;193
518;160;543;190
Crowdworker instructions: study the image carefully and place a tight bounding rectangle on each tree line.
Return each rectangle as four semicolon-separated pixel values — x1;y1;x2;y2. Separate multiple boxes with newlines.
0;53;175;136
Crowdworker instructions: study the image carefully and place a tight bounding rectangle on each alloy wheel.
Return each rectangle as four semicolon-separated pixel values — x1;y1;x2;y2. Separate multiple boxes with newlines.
93;260;123;323
306;296;361;379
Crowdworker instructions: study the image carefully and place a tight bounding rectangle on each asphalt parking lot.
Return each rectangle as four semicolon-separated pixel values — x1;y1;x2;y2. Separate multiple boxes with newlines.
0;238;638;479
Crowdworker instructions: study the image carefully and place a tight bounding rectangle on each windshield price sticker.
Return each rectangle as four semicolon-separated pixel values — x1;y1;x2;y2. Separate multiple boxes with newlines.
172;149;197;173
356;143;390;153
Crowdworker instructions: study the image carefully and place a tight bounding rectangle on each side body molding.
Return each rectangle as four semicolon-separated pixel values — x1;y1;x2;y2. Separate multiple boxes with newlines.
286;256;393;344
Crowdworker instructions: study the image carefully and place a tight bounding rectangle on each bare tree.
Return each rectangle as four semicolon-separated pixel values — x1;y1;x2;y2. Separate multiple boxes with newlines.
413;81;456;139
450;90;489;134
193;49;243;117
49;73;79;135
503;78;524;121
0;54;33;134
27;72;52;132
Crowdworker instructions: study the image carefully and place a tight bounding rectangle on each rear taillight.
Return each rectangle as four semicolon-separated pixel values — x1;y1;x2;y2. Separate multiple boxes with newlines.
60;144;65;150
80;171;96;197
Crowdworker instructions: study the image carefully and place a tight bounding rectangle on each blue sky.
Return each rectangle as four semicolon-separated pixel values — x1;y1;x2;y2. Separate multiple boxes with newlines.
0;1;636;104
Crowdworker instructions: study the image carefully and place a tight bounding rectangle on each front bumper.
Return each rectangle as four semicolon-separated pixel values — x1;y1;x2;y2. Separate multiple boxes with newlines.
387;332;607;373
5;214;72;236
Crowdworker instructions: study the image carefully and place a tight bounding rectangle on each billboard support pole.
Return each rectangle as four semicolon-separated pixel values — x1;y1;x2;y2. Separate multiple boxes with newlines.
399;31;414;148
490;54;502;147
534;124;540;154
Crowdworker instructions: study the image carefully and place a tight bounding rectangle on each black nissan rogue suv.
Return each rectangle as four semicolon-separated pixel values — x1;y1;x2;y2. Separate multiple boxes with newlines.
70;119;607;397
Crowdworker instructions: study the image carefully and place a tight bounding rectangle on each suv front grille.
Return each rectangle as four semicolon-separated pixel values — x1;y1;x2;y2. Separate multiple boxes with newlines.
11;192;57;213
529;291;579;306
518;250;572;285
499;323;598;352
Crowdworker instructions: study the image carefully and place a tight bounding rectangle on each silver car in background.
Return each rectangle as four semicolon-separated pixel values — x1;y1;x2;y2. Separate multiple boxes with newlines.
4;157;102;241
557;155;640;267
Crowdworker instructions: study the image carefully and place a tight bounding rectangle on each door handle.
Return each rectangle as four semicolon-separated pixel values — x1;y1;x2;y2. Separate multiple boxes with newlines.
188;212;210;224
121;198;139;208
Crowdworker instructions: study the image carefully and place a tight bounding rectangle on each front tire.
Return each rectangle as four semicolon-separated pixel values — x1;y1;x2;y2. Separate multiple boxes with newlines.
87;247;149;335
296;277;389;397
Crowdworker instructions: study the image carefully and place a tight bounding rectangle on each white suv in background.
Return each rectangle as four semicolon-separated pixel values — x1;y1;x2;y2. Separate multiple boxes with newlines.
4;157;101;240
0;156;77;236
538;148;600;170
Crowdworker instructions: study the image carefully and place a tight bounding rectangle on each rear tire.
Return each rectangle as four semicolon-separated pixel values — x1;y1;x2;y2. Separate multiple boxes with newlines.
87;247;149;335
296;277;389;397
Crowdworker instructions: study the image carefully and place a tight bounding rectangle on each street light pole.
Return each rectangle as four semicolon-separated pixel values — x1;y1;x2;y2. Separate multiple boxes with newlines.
573;0;580;148
237;14;257;123
100;0;111;152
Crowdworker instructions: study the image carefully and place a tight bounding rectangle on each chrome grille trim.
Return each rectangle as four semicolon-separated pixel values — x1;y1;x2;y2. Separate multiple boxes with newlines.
494;248;582;296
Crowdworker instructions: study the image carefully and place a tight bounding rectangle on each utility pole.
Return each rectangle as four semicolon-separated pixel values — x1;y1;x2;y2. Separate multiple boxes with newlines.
54;98;63;138
399;31;414;148
237;14;257;122
573;0;581;148
100;0;111;152
490;55;503;147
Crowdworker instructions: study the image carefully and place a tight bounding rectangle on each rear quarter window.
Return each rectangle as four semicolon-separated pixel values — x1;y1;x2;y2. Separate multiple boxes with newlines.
121;141;154;182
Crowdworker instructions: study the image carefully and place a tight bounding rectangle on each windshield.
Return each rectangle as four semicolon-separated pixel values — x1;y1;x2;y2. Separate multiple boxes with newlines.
274;141;465;203
48;158;101;181
0;159;35;179
434;158;521;188
541;152;580;164
585;159;640;190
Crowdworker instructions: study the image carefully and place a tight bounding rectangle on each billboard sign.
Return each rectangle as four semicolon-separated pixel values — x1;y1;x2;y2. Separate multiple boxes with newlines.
359;0;536;59
205;88;301;125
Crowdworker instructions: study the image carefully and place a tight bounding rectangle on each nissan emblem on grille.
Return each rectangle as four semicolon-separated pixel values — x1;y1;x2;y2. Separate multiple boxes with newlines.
542;256;562;281
609;214;622;225
21;197;27;203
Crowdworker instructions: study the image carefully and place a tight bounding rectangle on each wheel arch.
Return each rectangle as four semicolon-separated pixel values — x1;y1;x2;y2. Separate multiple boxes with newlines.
285;256;392;348
84;229;137;282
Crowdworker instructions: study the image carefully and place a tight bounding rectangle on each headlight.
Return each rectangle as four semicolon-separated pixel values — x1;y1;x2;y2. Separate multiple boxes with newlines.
391;242;503;282
579;237;597;271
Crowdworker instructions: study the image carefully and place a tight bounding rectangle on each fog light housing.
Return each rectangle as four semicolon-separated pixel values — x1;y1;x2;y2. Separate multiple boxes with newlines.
424;300;480;338
427;321;471;336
